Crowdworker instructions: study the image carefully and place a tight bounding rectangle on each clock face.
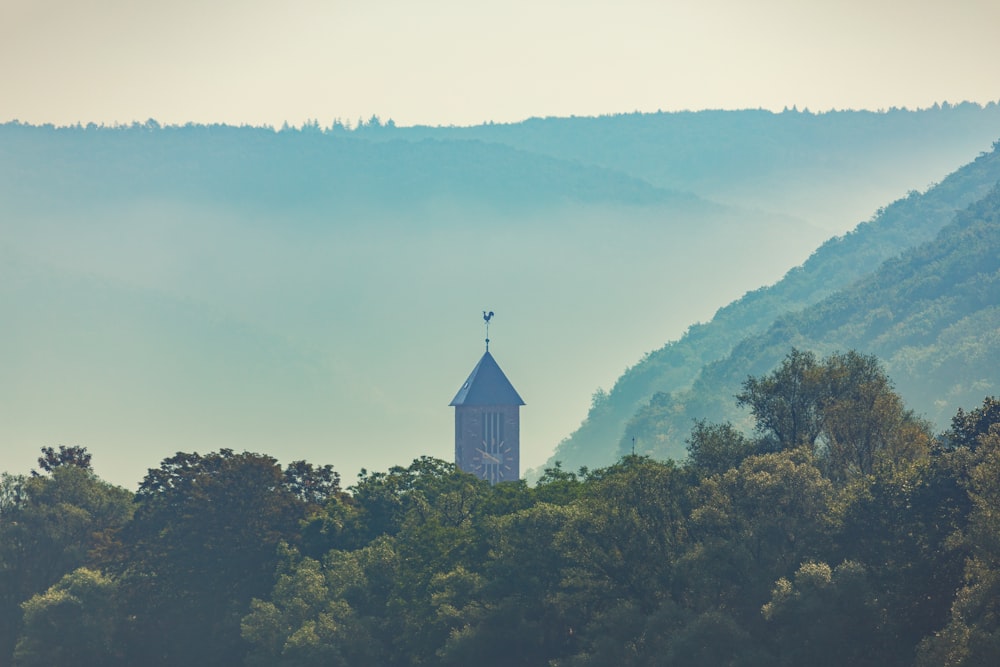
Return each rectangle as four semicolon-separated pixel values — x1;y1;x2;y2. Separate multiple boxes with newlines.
472;438;515;483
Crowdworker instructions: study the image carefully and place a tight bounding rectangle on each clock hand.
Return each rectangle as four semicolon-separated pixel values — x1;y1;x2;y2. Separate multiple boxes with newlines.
477;448;501;463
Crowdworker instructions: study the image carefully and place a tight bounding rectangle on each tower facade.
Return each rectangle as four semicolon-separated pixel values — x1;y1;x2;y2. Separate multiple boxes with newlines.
450;350;524;483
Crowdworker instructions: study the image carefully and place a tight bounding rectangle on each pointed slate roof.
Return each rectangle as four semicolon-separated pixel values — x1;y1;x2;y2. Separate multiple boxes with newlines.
449;351;525;406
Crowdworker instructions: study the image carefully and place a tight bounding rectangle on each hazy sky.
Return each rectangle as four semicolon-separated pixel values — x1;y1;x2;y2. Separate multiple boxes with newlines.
3;0;999;128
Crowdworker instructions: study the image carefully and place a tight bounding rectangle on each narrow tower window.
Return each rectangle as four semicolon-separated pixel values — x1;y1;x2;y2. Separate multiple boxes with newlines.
482;411;504;446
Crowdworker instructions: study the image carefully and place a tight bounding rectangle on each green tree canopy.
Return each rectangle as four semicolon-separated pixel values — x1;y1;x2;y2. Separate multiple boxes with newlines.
118;449;316;667
33;446;92;476
0;462;132;667
737;349;930;482
14;568;121;667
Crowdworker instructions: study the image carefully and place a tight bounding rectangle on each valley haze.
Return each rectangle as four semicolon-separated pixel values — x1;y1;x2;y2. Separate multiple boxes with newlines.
3;106;1000;487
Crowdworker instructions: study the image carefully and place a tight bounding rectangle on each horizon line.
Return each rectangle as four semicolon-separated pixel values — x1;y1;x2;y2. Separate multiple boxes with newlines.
4;99;999;133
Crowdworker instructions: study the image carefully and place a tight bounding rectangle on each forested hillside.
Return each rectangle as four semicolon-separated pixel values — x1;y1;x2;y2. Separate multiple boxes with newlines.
545;139;1000;473
3;381;999;666
621;172;1000;463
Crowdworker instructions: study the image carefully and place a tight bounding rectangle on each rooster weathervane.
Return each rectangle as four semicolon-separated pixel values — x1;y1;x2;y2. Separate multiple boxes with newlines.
483;310;494;351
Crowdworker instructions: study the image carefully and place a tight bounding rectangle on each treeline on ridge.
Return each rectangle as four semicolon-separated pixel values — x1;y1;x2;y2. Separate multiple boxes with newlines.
6;102;1000;221
2;351;999;667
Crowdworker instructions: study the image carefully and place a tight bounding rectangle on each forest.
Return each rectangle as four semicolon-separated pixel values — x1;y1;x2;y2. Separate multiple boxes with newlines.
2;352;999;666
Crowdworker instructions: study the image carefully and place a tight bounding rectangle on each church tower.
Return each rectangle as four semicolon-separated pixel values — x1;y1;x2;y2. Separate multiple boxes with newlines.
450;313;524;483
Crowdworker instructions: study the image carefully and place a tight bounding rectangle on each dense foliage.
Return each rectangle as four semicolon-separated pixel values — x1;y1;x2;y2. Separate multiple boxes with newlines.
2;360;998;666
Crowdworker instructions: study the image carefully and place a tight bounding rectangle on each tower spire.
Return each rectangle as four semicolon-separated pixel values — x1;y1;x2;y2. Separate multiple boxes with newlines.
483;310;494;351
451;317;524;483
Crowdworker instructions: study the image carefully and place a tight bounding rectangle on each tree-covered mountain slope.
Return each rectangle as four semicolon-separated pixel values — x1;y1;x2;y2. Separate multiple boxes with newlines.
539;141;1000;473
621;179;1000;463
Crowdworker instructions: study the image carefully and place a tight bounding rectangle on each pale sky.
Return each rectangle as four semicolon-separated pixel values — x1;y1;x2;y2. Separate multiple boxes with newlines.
2;0;999;128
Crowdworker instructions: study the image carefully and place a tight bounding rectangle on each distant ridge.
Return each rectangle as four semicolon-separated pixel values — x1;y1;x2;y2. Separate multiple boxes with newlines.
358;102;1000;232
0;121;705;215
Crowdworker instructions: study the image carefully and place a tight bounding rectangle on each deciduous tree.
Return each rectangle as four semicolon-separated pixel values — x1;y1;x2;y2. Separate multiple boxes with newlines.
13;568;121;667
33;446;92;476
0;462;132;667
118;449;308;667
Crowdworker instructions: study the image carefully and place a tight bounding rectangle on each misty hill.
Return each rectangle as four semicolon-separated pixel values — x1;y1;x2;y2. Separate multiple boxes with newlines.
543;141;1000;472
611;159;1000;466
0;119;814;487
0;121;701;215
354;102;1000;232
3;108;1000;488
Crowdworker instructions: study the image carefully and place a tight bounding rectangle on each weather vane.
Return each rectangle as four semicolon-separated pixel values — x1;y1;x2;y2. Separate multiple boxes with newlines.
483;310;494;351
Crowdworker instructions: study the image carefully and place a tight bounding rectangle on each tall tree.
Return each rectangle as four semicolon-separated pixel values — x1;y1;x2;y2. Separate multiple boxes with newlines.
737;349;825;452
817;350;930;481
33;445;92;475
0;463;132;667
117;449;309;667
737;349;930;482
